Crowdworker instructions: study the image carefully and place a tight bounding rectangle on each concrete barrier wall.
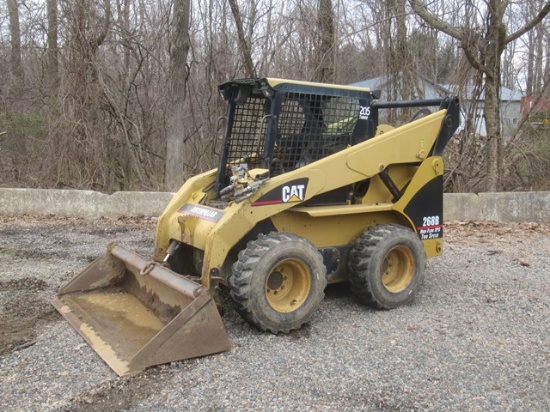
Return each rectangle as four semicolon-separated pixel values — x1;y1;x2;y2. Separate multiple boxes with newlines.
0;188;174;219
0;188;548;222
444;192;550;222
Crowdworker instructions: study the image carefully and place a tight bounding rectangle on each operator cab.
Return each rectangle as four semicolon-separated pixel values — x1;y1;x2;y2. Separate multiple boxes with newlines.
215;78;381;199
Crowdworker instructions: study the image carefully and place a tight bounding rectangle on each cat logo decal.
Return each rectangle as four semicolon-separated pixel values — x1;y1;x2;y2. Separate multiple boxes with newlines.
252;178;309;206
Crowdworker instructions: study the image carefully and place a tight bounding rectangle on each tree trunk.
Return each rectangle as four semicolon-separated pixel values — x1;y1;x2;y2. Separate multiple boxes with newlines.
385;0;412;120
483;75;501;192
313;0;335;83
228;0;256;78
165;0;191;191
7;0;24;89
47;0;59;108
534;23;544;94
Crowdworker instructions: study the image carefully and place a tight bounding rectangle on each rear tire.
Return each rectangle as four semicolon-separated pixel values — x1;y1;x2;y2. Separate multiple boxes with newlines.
229;232;327;333
348;224;426;309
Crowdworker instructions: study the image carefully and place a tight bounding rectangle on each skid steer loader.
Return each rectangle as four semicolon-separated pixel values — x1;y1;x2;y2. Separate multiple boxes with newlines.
53;77;460;376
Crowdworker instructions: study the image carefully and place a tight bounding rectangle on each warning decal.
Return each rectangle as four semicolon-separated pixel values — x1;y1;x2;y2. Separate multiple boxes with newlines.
178;204;224;222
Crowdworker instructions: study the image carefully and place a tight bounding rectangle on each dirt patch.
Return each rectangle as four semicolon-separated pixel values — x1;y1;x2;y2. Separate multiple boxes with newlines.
62;368;170;412
0;277;57;355
0;216;156;359
445;221;550;241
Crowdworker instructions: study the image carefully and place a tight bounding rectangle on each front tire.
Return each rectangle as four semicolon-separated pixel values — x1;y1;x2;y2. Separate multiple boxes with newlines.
348;224;426;309
229;232;327;333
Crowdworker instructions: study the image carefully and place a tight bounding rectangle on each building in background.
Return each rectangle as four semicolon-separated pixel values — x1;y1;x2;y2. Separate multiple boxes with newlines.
352;74;523;138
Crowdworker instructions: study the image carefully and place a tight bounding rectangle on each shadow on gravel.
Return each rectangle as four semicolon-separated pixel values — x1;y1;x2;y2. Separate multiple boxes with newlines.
324;282;353;300
0;277;57;355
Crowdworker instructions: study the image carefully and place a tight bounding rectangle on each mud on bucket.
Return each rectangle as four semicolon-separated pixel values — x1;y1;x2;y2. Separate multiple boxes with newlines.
52;243;230;376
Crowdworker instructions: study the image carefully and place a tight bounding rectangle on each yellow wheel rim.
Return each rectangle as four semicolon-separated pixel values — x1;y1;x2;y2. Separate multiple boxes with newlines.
381;246;415;293
266;259;311;313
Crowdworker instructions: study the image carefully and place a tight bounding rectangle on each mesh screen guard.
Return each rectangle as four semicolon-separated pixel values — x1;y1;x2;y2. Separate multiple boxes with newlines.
219;91;366;191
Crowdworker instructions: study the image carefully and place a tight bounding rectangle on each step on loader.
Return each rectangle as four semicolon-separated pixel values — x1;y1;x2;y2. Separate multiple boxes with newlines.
53;78;460;376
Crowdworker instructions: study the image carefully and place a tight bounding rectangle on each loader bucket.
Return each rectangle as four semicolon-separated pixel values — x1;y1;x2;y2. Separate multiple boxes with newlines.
52;243;230;376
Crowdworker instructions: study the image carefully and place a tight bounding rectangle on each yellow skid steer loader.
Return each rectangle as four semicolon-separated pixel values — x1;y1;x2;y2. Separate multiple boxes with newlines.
53;78;460;376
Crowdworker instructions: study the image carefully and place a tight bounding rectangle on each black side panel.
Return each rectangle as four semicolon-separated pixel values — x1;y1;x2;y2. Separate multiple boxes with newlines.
403;176;444;240
303;186;350;206
432;97;460;156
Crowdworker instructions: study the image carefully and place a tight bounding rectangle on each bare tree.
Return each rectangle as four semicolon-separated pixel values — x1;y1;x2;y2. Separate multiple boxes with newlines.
165;0;191;190
47;0;59;108
313;0;335;82
7;0;24;89
522;0;548;95
48;0;112;189
384;0;414;122
4;0;550;193
409;0;550;191
228;0;256;78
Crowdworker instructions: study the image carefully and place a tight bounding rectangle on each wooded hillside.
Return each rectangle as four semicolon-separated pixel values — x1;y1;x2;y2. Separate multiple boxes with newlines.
1;0;549;192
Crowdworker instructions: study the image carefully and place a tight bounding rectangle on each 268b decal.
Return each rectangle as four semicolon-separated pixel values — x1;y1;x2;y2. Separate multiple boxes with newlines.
417;215;442;240
422;215;440;226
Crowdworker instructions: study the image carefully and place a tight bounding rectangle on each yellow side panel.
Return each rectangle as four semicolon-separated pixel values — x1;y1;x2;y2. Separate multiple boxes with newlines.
154;169;217;259
361;164;418;204
270;211;406;248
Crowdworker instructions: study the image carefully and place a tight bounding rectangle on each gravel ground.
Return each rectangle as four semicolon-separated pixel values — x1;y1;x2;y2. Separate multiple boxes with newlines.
0;216;549;411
